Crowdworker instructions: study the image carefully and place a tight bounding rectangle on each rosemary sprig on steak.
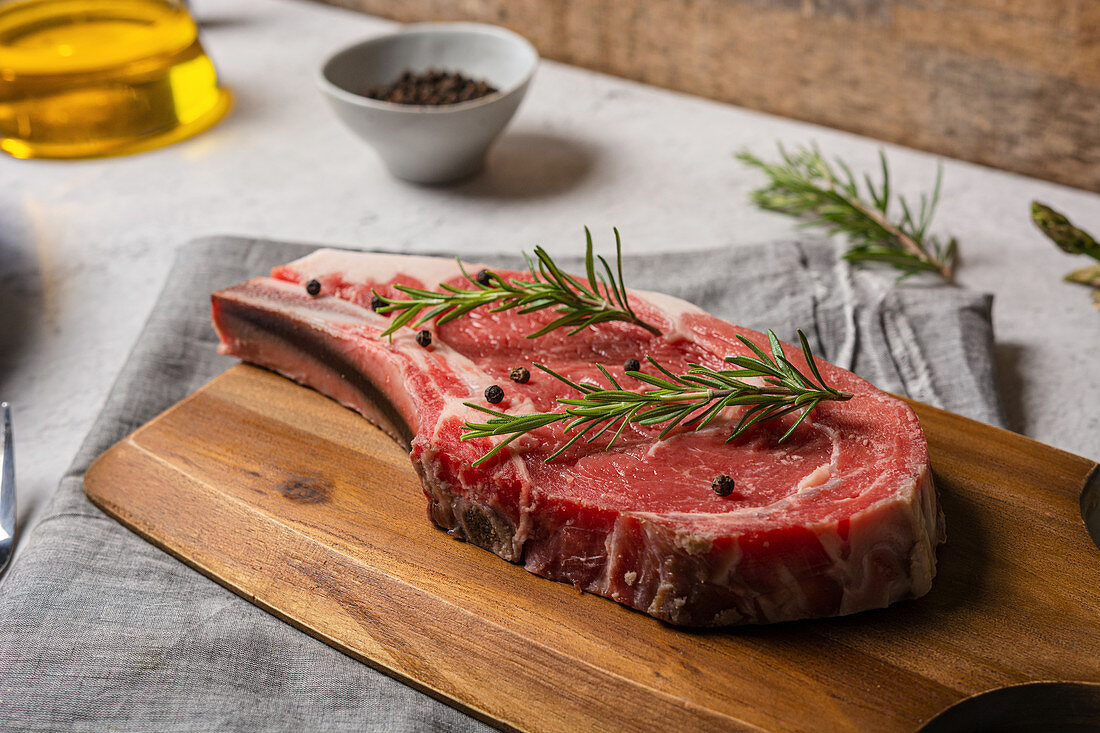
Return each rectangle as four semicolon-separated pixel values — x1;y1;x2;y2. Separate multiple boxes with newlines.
374;228;662;339
461;329;852;466
1031;201;1100;308
737;144;957;281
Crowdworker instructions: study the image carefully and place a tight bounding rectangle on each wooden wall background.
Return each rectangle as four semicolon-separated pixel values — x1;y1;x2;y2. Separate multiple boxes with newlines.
313;0;1100;193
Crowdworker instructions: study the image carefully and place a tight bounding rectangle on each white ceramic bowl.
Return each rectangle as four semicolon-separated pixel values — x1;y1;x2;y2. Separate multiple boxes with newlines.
318;23;538;184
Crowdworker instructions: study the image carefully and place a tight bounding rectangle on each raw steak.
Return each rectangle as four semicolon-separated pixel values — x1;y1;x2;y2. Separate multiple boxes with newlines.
211;249;944;626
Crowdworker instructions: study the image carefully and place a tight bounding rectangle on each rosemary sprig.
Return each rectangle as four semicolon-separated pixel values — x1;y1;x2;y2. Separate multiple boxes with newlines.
1031;201;1100;308
374;228;661;339
460;329;852;466
736;144;958;281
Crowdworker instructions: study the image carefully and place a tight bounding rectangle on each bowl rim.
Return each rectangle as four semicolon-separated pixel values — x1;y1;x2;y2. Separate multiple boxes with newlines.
316;22;539;114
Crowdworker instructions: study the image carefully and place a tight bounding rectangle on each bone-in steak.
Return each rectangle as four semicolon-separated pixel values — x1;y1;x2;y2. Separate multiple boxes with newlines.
212;249;944;626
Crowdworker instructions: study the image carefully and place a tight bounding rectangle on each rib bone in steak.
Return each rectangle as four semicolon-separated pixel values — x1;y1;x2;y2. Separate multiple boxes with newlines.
211;249;944;626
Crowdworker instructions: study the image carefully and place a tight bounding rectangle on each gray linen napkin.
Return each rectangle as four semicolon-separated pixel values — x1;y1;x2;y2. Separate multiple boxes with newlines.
0;236;1002;732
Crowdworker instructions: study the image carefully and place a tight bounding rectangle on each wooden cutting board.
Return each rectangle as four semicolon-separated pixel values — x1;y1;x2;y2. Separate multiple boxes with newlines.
84;364;1100;732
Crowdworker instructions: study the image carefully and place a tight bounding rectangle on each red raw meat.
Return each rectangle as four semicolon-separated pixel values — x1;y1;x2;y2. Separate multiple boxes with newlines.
212;249;944;626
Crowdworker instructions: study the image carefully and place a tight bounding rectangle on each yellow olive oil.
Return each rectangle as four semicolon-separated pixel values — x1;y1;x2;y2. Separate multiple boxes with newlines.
0;0;230;159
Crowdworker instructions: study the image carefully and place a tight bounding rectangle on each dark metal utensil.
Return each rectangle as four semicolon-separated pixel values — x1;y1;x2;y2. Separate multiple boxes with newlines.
920;681;1100;732
0;403;14;577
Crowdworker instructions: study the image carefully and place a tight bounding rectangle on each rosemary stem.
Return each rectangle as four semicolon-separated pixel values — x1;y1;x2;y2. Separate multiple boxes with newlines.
818;164;952;280
461;329;854;464
629;316;663;336
644;386;852;403
582;295;661;335
843;195;950;278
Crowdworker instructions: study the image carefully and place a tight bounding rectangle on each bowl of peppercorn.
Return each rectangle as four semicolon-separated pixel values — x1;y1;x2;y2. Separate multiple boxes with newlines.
318;23;538;184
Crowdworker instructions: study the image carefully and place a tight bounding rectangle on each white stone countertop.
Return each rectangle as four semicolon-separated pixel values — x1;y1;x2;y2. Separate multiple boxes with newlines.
1;0;1097;546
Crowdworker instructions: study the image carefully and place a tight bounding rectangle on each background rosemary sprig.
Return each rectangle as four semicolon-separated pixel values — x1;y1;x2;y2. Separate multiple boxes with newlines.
461;329;852;466
736;144;958;281
374;228;661;339
1031;201;1100;308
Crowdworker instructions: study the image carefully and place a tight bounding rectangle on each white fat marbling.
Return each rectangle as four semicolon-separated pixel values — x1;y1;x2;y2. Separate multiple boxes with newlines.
289;248;473;289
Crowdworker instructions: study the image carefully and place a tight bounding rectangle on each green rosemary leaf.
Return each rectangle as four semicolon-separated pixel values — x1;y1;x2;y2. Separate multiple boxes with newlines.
799;331;829;391
727;402;774;441
645;355;688;385
608;410;637;448
738;144;957;281
779;401;819;442
775;356;817;391
686;395;733;430
596;363;621;390
735;333;772;364
583;227;598;293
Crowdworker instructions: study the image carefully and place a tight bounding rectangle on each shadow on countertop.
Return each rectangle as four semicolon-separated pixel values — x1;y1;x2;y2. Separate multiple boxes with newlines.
424;131;598;200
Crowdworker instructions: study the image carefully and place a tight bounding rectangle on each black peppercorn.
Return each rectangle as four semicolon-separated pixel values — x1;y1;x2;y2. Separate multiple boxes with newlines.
416;329;432;347
370;294;385;312
305;279;322;296
476;268;493;286
509;366;530;384
485;385;504;404
624;358;641;372
363;69;498;106
712;474;736;497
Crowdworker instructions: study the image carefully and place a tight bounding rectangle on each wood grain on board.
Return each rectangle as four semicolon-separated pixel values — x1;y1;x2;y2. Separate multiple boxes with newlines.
309;0;1100;193
85;364;1100;732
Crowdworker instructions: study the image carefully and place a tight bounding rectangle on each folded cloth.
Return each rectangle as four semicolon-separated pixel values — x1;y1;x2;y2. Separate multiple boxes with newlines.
0;236;1002;732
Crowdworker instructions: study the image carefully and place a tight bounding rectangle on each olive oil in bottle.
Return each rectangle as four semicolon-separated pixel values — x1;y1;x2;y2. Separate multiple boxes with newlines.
0;0;230;159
